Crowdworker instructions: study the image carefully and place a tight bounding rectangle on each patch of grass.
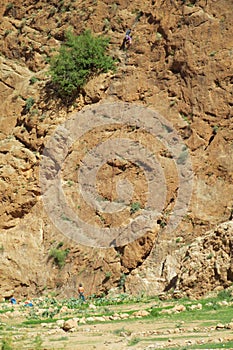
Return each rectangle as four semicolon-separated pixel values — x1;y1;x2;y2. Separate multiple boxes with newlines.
22;318;58;326
149;307;159;317
34;335;43;350
217;288;233;300
128;336;141;346
0;308;14;314
165;305;232;324
1;334;13;350
168;341;233;349
50;336;69;342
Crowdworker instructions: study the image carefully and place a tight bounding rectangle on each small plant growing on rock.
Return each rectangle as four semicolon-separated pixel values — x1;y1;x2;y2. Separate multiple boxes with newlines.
29;76;39;85
118;273;126;290
25;97;35;112
49;248;70;269
4;29;12;37
4;3;14;16
130;202;141;214
105;271;112;279
49;30;115;98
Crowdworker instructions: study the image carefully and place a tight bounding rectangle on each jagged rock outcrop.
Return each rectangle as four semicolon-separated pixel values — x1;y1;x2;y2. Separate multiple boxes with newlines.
176;221;233;298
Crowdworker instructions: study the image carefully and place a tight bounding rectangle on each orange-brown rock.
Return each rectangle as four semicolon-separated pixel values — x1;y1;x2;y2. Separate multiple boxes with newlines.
0;0;232;299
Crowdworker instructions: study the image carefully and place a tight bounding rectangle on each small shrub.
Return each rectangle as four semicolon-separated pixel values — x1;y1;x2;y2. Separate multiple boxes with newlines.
213;125;219;134
6;3;14;10
29;76;39;84
4;29;12;37
105;271;112;278
30;109;39;116
4;3;14;15
66;180;74;187
49;30;115;98
209;51;217;57
118;273;126;289
217;288;232;301
25;97;35;112
130;202;141;214
49;248;69;269
150;308;159;317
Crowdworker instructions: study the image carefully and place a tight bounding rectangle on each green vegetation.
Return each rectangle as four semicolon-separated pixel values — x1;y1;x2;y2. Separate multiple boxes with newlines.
166;341;233;349
112;326;131;336
29;76;39;85
217;288;233;300
213;125;219;134
49;30;115;98
130;202;141;214
0;289;233;349
50;336;69;342
5;3;14;11
105;271;112;278
128;336;140;346
118;273;126;289
4;30;12;37
1;335;13;350
49;247;69;269
24;97;35;113
34;335;43;350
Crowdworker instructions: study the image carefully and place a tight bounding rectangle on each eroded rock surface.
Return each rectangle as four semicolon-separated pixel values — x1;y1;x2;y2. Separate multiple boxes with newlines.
0;0;232;298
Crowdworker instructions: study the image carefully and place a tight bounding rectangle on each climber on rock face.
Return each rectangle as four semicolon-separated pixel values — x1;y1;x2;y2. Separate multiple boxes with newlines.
121;29;132;50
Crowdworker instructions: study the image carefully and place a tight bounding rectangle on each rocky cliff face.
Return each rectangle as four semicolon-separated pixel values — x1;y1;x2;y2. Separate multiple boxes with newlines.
177;221;233;298
0;0;232;299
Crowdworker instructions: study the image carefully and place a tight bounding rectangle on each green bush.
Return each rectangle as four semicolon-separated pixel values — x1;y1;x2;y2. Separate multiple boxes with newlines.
130;202;141;214
25;97;35;112
49;30;115;98
49;248;69;269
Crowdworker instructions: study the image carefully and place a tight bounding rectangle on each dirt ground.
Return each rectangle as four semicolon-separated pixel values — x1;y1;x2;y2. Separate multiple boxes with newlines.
1;300;233;350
